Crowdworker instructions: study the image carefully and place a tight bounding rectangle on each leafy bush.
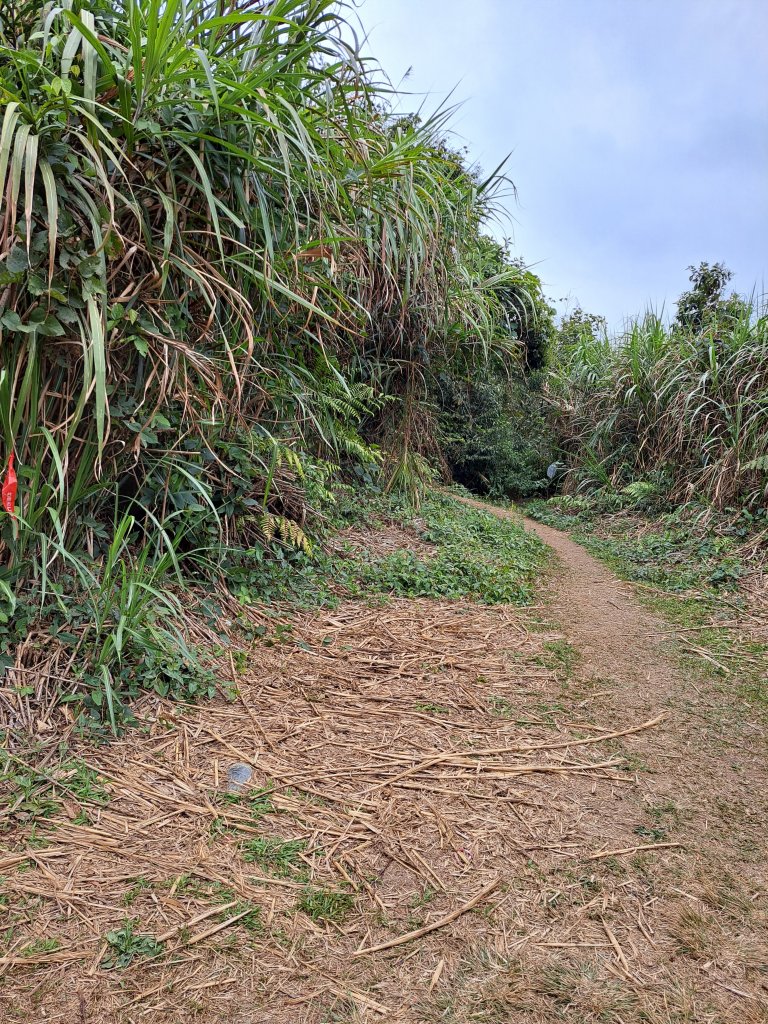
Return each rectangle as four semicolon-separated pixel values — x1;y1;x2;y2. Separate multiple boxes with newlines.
435;241;557;500
0;515;217;733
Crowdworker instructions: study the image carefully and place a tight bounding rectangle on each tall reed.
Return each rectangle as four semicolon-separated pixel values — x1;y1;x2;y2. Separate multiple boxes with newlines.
549;303;768;509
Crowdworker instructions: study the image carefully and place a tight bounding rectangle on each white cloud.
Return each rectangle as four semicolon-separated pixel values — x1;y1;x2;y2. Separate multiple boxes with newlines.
359;0;768;327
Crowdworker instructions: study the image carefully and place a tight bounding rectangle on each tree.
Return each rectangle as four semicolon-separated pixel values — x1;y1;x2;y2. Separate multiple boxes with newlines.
557;308;608;348
674;262;748;333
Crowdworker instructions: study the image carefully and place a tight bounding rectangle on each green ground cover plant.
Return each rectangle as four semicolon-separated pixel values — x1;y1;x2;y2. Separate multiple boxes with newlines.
230;492;545;609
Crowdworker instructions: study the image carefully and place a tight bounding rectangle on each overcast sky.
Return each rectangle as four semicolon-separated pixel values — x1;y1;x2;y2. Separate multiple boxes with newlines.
357;0;768;329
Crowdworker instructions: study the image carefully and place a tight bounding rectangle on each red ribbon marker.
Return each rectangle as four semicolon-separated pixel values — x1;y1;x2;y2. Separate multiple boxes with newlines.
2;453;17;519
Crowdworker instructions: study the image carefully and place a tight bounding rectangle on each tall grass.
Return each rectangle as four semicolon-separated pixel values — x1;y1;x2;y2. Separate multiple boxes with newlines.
0;0;526;724
549;302;768;510
0;0;519;546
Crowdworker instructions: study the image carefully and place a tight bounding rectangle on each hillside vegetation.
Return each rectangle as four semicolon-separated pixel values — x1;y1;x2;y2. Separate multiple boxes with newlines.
0;0;543;726
0;1;765;735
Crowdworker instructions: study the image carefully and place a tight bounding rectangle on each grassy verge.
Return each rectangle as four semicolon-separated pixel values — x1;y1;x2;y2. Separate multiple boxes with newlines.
230;490;546;610
0;490;545;734
526;494;768;713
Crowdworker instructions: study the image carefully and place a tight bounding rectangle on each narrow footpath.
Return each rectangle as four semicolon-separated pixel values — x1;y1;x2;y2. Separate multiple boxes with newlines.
3;500;766;1023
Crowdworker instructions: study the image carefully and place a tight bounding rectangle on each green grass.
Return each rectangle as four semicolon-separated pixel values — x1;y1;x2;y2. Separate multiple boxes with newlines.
487;696;516;718
241;838;307;878
414;702;450;715
634;823;669;842
528;495;748;594
220;901;263;935
245;788;277;821
216;786;277;820
19;937;60;957
410;885;437;909
120;878;154;907
296;886;354;923
538;639;579;677
209;785;280;838
0;750;110;829
647;799;679;823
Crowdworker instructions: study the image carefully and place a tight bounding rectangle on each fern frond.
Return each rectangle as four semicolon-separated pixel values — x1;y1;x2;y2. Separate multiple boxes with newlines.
260;513;276;543
259;512;312;554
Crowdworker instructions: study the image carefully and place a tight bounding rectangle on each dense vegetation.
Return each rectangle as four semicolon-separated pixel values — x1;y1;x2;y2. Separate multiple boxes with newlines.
0;1;764;732
436;251;556;499
547;265;768;511
0;0;542;726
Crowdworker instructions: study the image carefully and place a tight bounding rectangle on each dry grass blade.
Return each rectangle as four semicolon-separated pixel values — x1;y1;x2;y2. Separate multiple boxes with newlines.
586;842;684;860
352;876;503;957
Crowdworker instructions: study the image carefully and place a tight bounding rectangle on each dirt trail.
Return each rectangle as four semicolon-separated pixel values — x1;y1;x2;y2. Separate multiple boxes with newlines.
3;500;767;1023
463;491;767;741
522;512;680;710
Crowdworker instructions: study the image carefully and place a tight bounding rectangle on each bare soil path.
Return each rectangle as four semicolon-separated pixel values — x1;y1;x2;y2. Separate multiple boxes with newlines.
2;499;767;1023
519;512;681;710
460;496;768;1020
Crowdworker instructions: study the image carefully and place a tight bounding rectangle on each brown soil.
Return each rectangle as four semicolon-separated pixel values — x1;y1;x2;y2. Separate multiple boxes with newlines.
2;500;767;1023
328;520;434;559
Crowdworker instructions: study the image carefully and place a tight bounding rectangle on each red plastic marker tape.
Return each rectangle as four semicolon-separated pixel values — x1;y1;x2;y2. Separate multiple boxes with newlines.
2;453;17;519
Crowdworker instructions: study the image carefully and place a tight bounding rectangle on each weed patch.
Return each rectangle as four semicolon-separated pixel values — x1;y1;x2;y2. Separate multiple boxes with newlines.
102;920;164;969
233;493;545;610
19;938;60;957
241;837;307;878
296;887;354;923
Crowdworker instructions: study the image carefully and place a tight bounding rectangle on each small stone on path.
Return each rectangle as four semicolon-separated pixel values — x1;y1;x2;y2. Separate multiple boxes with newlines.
227;762;252;794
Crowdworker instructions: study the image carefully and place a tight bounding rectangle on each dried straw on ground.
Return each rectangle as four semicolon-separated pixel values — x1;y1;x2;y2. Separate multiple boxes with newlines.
1;525;767;1023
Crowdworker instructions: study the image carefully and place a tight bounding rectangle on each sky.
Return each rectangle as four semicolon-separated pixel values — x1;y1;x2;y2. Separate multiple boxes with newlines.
357;0;768;330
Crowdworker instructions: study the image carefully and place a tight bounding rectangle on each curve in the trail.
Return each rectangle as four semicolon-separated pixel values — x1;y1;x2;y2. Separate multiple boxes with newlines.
455;495;682;716
456;493;768;814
